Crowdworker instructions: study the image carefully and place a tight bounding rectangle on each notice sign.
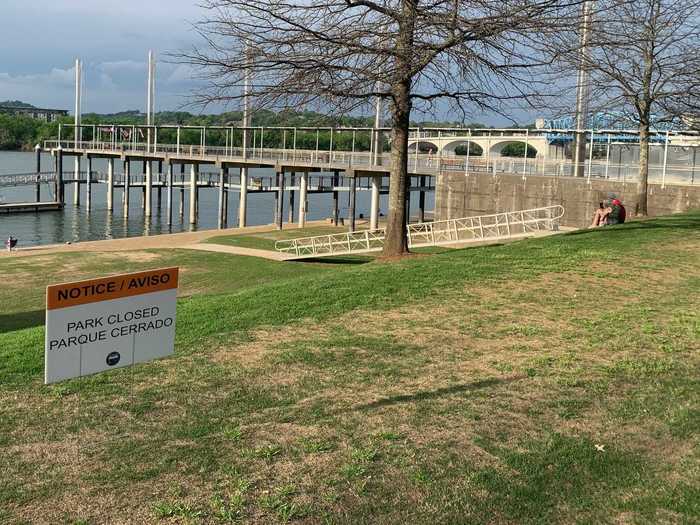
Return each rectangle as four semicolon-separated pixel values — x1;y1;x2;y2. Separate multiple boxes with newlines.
45;267;179;384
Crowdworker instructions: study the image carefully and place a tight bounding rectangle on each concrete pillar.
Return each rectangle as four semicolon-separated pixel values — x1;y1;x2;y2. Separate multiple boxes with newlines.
145;160;152;217
86;156;92;212
370;175;380;230
288;173;295;223
166;161;173;227
157;160;163;210
418;175;426;223
35;145;41;202
332;171;339;226
222;167;229;228
189;164;197;224
107;158;114;212
276;171;284;230
56;148;64;205
298;171;308;228
348;175;356;232
123;160;130;218
179;163;185;218
73;155;81;206
239;166;248;228
218;165;226;229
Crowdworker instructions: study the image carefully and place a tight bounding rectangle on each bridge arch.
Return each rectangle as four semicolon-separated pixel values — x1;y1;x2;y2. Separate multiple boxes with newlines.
489;140;538;158
408;141;439;153
442;140;484;156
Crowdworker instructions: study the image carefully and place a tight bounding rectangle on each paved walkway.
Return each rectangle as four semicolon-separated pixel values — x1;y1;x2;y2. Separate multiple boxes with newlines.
182;243;292;261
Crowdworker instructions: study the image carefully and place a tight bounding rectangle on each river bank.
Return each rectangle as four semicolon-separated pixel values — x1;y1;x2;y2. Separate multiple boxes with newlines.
3;219;331;257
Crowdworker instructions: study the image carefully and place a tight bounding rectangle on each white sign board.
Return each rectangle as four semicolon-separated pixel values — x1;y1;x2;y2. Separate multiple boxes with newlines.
45;267;179;384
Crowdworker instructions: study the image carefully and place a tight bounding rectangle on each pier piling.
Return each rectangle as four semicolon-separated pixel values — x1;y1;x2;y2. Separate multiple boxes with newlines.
107;158;114;212
189;164;197;225
370;175;380;230
298;171;308;228
288;173;295;223
218;166;225;229
145;160;153;217
276;171;284;230
74;155;81;206
239;167;248;228
123;160;130;218
86;156;92;211
166;161;173;227
348;175;356;231
55;148;64;205
332;171;339;226
35;145;41;202
419;175;426;222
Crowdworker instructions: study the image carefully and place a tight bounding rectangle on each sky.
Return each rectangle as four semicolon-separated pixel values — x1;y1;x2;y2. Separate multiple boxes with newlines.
0;0;539;124
1;0;206;114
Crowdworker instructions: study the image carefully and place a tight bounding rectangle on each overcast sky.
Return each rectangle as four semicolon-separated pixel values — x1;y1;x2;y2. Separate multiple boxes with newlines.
1;0;540;124
1;0;207;114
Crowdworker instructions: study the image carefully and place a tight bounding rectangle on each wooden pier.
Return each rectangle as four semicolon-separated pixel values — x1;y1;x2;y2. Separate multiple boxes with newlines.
23;123;442;231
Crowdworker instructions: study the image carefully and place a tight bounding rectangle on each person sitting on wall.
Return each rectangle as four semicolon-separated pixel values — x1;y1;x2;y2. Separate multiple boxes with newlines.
607;198;626;225
589;201;610;228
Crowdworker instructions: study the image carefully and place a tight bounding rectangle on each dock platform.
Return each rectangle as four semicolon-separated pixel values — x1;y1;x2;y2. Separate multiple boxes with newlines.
0;202;63;214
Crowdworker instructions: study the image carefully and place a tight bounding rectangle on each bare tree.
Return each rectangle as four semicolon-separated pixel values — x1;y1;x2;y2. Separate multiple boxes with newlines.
556;0;700;215
180;0;585;255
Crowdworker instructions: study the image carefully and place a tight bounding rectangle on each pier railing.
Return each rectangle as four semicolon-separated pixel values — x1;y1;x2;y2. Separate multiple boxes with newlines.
43;139;699;185
275;205;566;259
0;172;57;188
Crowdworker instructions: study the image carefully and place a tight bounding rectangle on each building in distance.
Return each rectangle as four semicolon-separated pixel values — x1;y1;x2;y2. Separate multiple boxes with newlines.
0;101;68;122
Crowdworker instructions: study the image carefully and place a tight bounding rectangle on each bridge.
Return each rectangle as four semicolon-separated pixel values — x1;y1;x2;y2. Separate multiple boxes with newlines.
408;129;553;159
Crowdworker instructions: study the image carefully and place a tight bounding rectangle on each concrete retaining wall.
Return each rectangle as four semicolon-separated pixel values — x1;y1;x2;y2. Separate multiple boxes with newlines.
434;172;700;228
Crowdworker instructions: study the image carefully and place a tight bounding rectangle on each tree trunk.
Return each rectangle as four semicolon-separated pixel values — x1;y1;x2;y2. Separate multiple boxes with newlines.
636;122;650;216
383;79;411;256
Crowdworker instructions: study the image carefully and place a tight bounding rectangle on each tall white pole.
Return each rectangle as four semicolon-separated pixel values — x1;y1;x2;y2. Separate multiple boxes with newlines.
373;92;382;165
587;131;594;181
239;47;251;228
146;50;154;152
661;131;670;189
573;0;593;177
74;58;82;206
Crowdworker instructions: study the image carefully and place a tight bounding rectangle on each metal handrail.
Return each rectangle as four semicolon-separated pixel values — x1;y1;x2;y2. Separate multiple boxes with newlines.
275;205;566;259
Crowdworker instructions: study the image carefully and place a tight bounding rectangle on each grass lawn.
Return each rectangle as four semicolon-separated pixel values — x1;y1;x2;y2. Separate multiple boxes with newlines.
0;213;698;524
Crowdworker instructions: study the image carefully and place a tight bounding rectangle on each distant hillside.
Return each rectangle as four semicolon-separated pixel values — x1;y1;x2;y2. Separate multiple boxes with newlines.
0;100;35;108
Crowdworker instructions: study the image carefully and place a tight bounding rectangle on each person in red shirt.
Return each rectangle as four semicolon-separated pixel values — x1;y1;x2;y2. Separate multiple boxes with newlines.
608;199;626;225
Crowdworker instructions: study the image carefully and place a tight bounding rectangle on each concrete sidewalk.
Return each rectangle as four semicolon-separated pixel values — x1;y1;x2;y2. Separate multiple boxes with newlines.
181;243;292;261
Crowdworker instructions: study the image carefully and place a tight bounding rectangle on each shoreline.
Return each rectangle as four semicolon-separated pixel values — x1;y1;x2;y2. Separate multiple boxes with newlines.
3;220;331;258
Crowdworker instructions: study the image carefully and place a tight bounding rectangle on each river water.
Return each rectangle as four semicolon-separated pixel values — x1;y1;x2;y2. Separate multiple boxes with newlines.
0;151;430;247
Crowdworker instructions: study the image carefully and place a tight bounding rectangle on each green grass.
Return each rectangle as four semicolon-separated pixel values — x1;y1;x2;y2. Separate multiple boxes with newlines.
1;212;699;524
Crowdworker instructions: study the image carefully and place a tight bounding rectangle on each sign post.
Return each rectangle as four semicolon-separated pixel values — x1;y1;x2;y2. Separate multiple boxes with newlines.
45;267;178;384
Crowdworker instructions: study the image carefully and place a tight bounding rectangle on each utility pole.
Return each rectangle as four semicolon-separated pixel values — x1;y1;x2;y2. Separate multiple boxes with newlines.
146;50;155;149
573;0;593;177
373;91;382;165
74;58;82;206
239;46;251;227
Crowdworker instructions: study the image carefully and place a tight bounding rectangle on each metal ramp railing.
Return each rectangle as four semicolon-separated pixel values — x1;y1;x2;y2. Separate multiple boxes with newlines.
275;205;565;259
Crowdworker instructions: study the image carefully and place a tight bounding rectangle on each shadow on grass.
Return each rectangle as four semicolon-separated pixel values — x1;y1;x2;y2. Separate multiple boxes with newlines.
295;256;374;265
0;310;44;333
354;376;522;411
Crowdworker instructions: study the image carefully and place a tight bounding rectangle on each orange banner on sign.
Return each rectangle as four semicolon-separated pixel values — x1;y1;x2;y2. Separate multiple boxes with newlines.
46;267;179;310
